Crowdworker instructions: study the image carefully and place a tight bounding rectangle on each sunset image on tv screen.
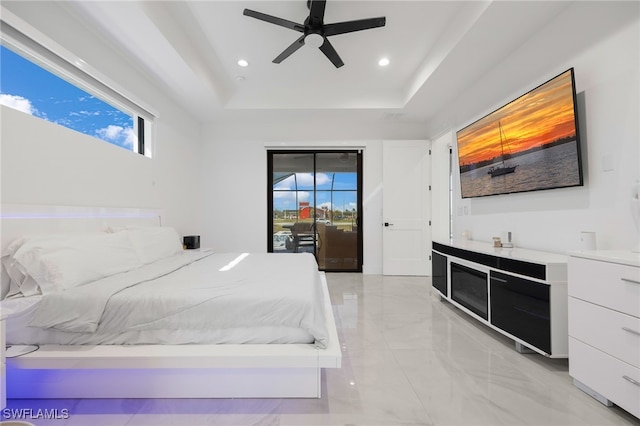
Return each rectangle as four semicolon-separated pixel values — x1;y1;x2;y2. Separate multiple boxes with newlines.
456;69;583;198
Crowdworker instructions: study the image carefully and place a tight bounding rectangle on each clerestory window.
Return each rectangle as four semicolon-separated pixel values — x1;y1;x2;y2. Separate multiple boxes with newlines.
0;17;155;156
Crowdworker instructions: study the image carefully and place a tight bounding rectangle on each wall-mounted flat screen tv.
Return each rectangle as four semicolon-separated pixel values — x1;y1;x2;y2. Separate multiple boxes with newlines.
456;68;583;198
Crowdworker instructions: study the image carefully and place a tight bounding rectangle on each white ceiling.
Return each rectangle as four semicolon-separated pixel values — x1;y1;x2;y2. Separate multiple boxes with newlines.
9;1;638;133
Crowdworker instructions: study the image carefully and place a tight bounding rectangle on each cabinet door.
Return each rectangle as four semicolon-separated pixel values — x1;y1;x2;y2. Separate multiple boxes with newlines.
432;251;447;297
490;271;551;354
451;262;488;320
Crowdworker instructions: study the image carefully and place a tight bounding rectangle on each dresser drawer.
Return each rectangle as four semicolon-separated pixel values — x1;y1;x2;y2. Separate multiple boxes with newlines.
569;297;640;368
568;257;640;316
569;337;640;418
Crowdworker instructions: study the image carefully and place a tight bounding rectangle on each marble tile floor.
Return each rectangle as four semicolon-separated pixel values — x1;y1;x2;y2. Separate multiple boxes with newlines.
4;273;639;426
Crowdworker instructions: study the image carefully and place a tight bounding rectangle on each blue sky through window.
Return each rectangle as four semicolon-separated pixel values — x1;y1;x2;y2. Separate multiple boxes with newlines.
0;45;135;150
273;172;358;214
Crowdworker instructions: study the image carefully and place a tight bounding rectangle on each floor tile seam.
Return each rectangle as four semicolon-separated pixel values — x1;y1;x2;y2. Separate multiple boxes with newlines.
386;339;435;424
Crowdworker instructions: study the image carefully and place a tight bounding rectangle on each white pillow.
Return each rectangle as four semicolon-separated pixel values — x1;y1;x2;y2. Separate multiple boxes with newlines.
11;232;142;294
1;255;41;298
105;224;142;233
2;255;26;296
126;227;183;264
2;233;75;298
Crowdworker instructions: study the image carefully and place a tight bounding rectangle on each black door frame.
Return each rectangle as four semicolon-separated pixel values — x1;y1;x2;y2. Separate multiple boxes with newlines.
267;149;363;272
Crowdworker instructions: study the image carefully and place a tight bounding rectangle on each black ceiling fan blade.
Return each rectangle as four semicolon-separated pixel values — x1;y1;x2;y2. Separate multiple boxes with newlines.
243;9;305;32
308;0;327;26
323;17;386;37
319;38;344;68
273;35;306;64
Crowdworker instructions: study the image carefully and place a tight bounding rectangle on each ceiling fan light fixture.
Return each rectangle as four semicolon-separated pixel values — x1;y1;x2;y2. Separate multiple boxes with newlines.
304;33;324;48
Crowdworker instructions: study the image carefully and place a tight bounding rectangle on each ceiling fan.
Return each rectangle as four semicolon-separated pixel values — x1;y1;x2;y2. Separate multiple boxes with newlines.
243;0;386;68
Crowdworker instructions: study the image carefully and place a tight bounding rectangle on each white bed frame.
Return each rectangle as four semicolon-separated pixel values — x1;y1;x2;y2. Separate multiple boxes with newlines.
1;204;342;398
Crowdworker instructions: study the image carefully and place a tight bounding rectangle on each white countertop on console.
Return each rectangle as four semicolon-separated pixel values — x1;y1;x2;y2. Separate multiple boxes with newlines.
568;250;640;268
434;239;568;266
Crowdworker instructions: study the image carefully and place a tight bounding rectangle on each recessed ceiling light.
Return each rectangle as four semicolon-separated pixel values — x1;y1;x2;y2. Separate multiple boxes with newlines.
378;57;390;67
237;59;249;67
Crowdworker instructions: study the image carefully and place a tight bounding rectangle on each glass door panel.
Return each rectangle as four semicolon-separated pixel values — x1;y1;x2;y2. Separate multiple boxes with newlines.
271;153;315;253
315;152;359;270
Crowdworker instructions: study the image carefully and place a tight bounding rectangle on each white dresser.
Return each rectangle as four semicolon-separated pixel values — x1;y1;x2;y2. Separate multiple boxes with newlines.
568;250;640;419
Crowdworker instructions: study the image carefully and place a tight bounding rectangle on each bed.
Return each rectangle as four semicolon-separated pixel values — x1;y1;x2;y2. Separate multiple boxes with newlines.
0;204;341;399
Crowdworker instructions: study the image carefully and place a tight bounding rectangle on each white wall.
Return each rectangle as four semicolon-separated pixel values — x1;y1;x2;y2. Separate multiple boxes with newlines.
203;16;640;265
1;106;203;237
441;18;640;253
201;121;426;274
0;4;203;237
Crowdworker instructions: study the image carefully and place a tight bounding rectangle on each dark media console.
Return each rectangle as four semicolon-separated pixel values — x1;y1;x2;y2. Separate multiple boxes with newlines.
432;240;569;357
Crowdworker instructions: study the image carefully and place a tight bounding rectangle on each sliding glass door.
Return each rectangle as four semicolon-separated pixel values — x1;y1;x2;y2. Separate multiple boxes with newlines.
268;150;362;272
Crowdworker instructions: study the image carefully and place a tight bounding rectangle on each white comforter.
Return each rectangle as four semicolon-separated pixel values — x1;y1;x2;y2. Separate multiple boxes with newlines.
26;251;328;348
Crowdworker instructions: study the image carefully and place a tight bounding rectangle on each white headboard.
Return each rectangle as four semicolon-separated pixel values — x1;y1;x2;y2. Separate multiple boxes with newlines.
1;204;162;298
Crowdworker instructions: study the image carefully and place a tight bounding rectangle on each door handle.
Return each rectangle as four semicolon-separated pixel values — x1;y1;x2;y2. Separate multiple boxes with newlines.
622;327;640;336
622;375;640;387
384;222;394;227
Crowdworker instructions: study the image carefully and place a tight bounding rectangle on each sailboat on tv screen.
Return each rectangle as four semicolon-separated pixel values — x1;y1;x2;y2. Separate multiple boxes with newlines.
487;121;517;177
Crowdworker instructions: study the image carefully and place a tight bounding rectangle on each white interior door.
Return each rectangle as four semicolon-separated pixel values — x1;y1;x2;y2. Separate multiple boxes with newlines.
382;140;432;276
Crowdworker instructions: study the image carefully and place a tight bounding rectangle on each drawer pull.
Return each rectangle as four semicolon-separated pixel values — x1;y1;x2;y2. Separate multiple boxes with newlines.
492;277;508;283
622;327;640;336
622;375;640;387
621;277;640;285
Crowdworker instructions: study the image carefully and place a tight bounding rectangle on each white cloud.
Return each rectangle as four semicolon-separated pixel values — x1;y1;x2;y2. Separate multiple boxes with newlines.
294;173;314;187
0;94;36;115
71;110;101;116
274;175;295;190
318;201;333;210
316;173;331;185
95;125;135;149
275;173;332;190
295;173;331;186
55;117;73;127
97;124;123;140
274;191;310;201
122;128;136;147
